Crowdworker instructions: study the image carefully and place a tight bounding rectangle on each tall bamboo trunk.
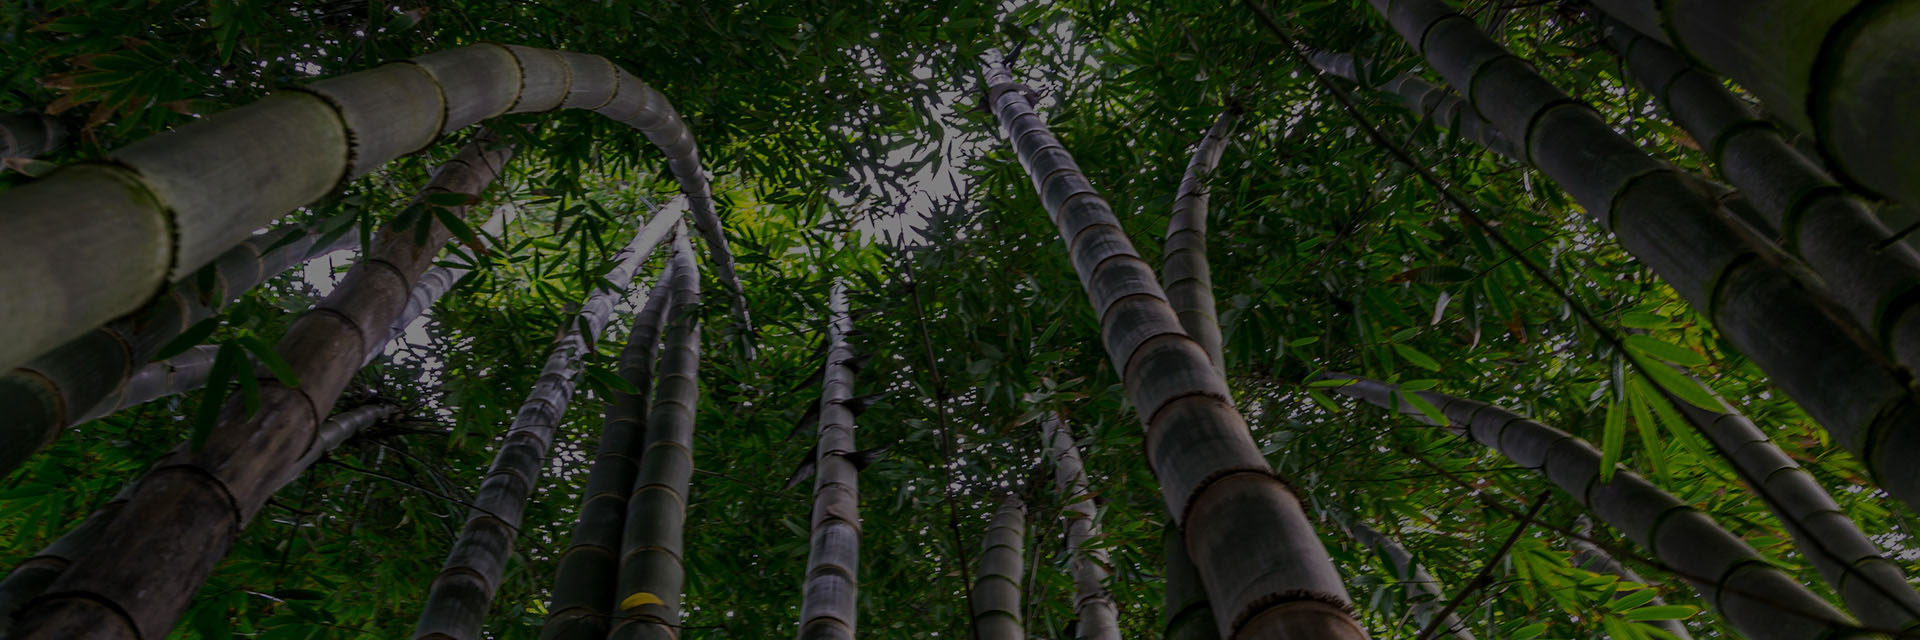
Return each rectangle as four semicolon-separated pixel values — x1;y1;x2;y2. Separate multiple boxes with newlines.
1331;513;1474;640
610;228;701;640
5;133;515;640
980;51;1368;639
1602;21;1920;383
540;272;677;640
69;344;218;424
973;494;1028;640
1039;414;1120;640
1586;0;1920;211
413;207;683;640
0;43;748;377
0;209;358;478
796;282;861;640
379;204;518;355
1366;0;1920;515
0;401;397;635
1568;516;1694;640
0;112;67;168
1163;528;1220;640
1329;374;1868;640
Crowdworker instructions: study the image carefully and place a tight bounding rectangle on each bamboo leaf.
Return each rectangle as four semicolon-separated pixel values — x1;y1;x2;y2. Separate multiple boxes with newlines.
1509;623;1547;640
585;365;641;394
1626;384;1668;482
236;336;299;387
1391;343;1441;371
1623;605;1696;621
1607;587;1658;611
1600;396;1626;483
1623;334;1706;366
1619;311;1672;329
1398;390;1445;424
190;343;245;452
155;317;221;360
1635;357;1722;411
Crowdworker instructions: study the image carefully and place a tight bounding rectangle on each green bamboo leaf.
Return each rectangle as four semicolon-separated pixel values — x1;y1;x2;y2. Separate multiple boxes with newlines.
236;367;261;415
1398;390;1446;425
1602;615;1649;640
1623;605;1696;621
190;343;245;452
155;317;221;360
1626;385;1669;482
1305;389;1340;413
1619;311;1672;329
1607;586;1658;610
1508;623;1547;640
1624;334;1707;366
1307;378;1356;388
1391;343;1442;371
236;336;299;387
1600;396;1626;483
1636;357;1723;411
586;365;642;394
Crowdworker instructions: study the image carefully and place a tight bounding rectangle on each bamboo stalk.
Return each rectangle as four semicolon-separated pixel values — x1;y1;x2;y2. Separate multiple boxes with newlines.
0;112;67;167
1330;513;1475;640
414;207;682;640
610;227;701;640
541;269;677;640
5;133;515;640
1366;0;1920;518
1039;414;1119;640
980;50;1368;639
796;282;861;640
1330;374;1871;640
1587;0;1920;212
0;209;359;478
373;205;517;363
1568;516;1694;640
0;44;750;377
69;345;219;424
973;494;1028;640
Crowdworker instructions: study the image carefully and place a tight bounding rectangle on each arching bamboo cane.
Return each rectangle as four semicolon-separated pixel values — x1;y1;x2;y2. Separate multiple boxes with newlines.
796;282;861;640
1586;0;1920;211
1329;512;1474;640
0;401;398;635
0;112;67;167
5;132;516;640
973;494;1028;640
0;209;358;478
540;271;677;640
1039;414;1120;640
610;228;701;640
414;208;682;640
1366;0;1920;516
981;50;1367;639
1569;516;1694;640
1329;374;1870;640
0;43;748;376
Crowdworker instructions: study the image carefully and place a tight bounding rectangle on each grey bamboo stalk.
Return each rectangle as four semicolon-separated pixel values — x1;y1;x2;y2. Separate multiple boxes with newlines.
6;132;515;640
973;494;1028;640
540;271;676;640
414;208;682;640
372;204;517;362
1039;414;1119;640
0;112;67;167
981;50;1367;638
0;43;749;376
1162;529;1219;640
1365;0;1920;516
1569;516;1694;640
1334;514;1474;640
796;282;861;640
1602;21;1920;381
0;401;398;635
1328;374;1868;640
0;209;358;478
68;345;219;424
611;227;701;640
1585;0;1920;211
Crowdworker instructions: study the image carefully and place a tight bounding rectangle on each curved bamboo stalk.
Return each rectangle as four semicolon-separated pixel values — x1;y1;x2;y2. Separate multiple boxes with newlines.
1330;513;1474;640
973;494;1028;640
1039;414;1119;640
0;43;749;377
1367;0;1920;515
380;204;518;355
1602;21;1920;385
5;133;515;640
1586;0;1920;211
796;282;861;640
540;270;676;640
0;112;67;167
1163;108;1240;379
1329;374;1869;640
610;228;701;640
414;209;681;640
1569;516;1694;640
0;209;358;478
979;50;1367;639
0;402;397;635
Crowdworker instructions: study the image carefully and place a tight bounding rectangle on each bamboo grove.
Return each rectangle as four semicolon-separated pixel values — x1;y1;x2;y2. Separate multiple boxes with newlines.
2;0;1920;638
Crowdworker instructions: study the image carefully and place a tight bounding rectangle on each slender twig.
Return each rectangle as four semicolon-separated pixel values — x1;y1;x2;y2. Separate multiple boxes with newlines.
898;251;980;632
1416;490;1549;640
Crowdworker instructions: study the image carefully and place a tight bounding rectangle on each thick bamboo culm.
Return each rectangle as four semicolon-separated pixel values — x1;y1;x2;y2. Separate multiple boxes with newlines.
1039;414;1119;640
0;401;398;635
1569;516;1693;640
1330;375;1870;640
541;273;677;640
1336;514;1474;640
1586;0;1920;211
4;133;516;640
0;43;749;379
0;111;67;165
1161;527;1217;640
972;494;1028;640
980;50;1368;638
610;228;701;640
0;209;359;478
795;282;862;640
414;208;682;640
1366;0;1920;518
1602;21;1920;391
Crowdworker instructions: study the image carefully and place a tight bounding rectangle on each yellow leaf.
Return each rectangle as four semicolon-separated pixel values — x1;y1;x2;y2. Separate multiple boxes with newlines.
619;592;664;611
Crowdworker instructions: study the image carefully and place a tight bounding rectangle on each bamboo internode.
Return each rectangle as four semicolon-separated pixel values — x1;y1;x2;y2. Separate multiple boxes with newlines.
796;282;862;640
